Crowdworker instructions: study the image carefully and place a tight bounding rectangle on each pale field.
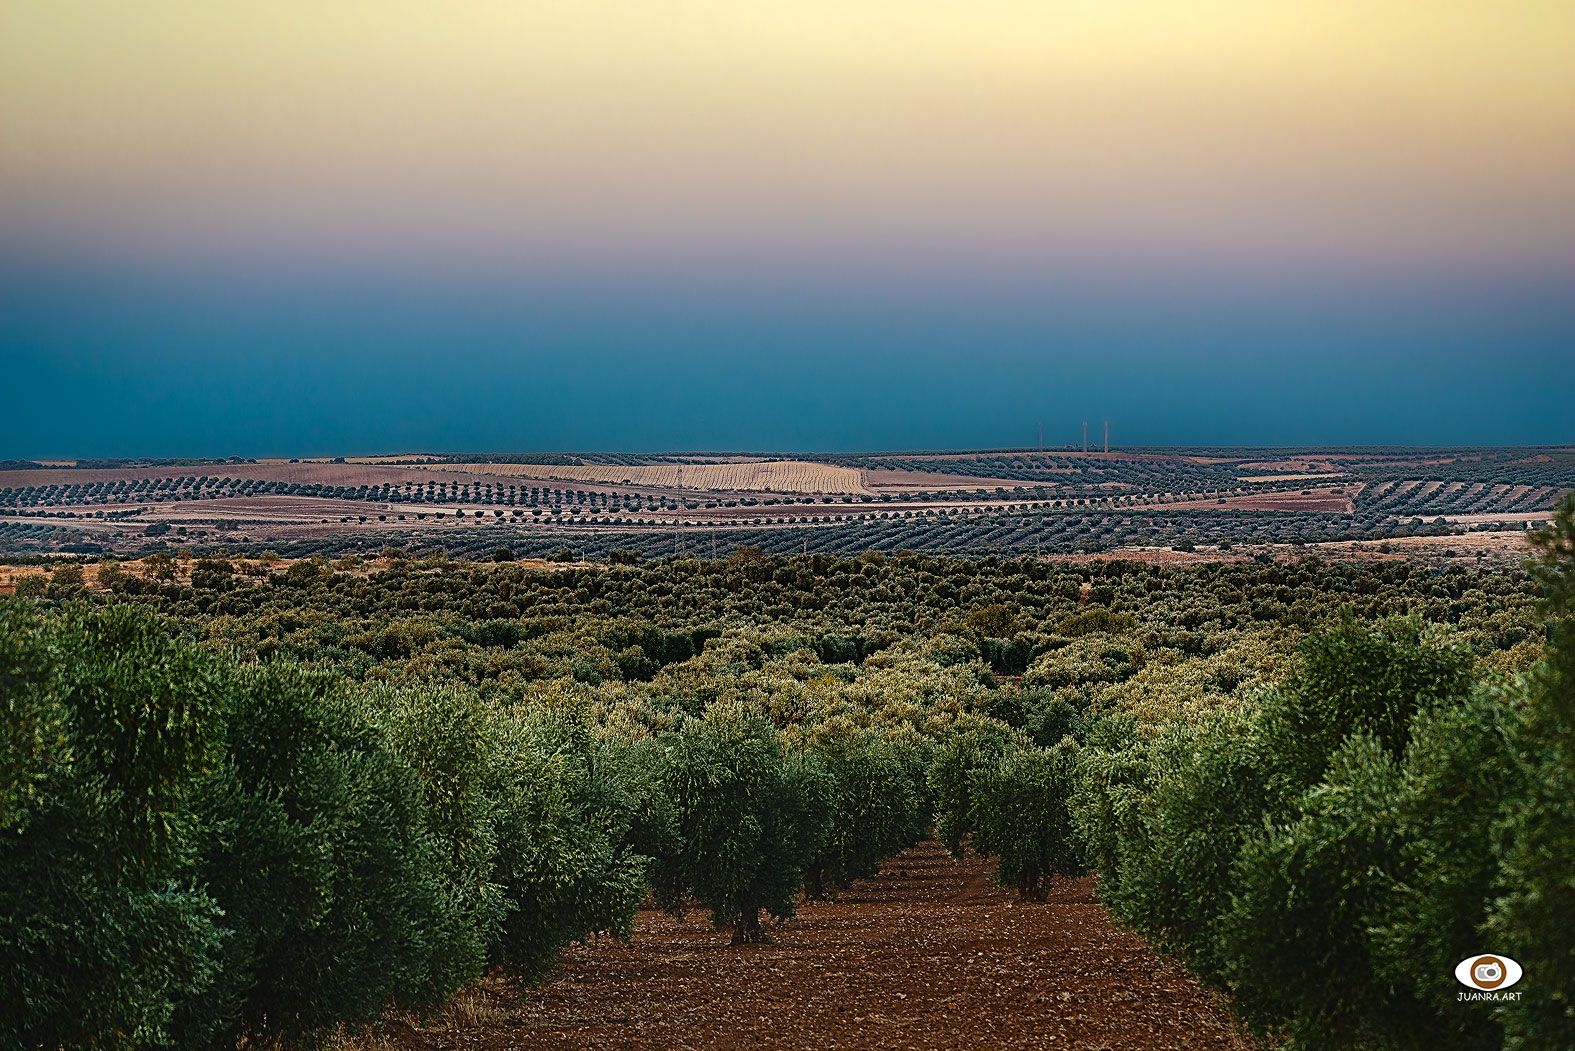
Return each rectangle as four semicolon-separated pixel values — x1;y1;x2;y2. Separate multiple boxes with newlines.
1301;531;1537;561
1045;529;1538;568
387;460;872;495
1239;473;1346;483
1437;511;1556;525
257;454;450;465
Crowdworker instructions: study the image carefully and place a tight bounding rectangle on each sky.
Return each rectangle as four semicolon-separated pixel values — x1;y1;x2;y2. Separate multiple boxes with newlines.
2;1;1573;456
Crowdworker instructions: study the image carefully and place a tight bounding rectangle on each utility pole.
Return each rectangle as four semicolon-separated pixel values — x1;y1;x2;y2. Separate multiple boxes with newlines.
1081;420;1088;453
1103;419;1109;454
1038;421;1043;451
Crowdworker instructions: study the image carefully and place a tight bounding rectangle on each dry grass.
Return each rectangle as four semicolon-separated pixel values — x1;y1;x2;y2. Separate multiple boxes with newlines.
394;460;871;495
1437;511;1555;525
1302;531;1536;562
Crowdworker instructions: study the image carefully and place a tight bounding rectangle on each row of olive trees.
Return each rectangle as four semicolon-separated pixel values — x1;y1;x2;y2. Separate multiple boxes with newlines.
0;605;934;1049
1065;495;1575;1050
0;604;645;1048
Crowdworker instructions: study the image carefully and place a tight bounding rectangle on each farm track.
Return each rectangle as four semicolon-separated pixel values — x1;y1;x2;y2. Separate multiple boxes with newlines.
377;841;1253;1050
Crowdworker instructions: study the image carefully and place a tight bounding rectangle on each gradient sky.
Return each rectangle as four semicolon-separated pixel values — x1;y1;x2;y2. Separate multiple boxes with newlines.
3;2;1573;456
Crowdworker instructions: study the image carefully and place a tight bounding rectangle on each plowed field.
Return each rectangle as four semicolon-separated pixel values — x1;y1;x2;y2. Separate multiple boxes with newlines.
368;842;1253;1050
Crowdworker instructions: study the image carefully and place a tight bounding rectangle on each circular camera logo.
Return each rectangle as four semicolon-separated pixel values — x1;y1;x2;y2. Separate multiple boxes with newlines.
1455;954;1522;992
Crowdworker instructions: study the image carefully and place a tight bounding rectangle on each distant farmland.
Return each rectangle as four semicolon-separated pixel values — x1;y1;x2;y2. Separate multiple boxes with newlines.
399;459;873;495
0;445;1568;563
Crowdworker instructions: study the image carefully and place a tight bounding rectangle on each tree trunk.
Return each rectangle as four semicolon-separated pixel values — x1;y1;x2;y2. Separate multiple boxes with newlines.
805;865;825;901
1017;868;1049;902
731;904;764;944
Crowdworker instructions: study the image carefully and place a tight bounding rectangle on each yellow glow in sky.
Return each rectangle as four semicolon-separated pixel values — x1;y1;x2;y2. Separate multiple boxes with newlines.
3;1;1573;272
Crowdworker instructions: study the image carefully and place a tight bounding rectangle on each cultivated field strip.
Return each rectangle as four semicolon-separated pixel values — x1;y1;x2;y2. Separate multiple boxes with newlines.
384;460;873;495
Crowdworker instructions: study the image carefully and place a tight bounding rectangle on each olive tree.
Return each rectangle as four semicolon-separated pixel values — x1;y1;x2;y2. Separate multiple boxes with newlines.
487;705;651;979
798;727;924;899
968;741;1083;901
0;604;224;1049
662;703;831;943
1488;494;1575;1049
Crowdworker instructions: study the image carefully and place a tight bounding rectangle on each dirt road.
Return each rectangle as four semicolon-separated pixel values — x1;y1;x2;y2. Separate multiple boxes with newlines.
376;842;1253;1050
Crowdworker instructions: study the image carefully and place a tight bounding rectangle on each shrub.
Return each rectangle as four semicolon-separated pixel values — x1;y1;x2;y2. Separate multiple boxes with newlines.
1067;712;1150;898
1371;686;1520;1049
356;684;507;1003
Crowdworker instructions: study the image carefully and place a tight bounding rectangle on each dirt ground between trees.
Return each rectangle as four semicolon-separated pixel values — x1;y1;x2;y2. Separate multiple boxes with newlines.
370;842;1253;1051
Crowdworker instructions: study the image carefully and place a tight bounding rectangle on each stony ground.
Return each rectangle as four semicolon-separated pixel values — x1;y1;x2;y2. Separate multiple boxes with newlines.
372;841;1255;1050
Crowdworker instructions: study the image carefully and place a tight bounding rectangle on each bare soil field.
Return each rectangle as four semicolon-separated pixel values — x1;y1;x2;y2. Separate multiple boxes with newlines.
361;841;1252;1051
127;496;399;523
4;448;1562;560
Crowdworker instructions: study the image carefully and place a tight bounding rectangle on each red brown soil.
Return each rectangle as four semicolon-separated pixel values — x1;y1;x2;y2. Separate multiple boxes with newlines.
377;842;1254;1050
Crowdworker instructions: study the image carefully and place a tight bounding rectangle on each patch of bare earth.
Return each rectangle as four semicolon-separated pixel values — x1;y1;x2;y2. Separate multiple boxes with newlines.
365;842;1253;1051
